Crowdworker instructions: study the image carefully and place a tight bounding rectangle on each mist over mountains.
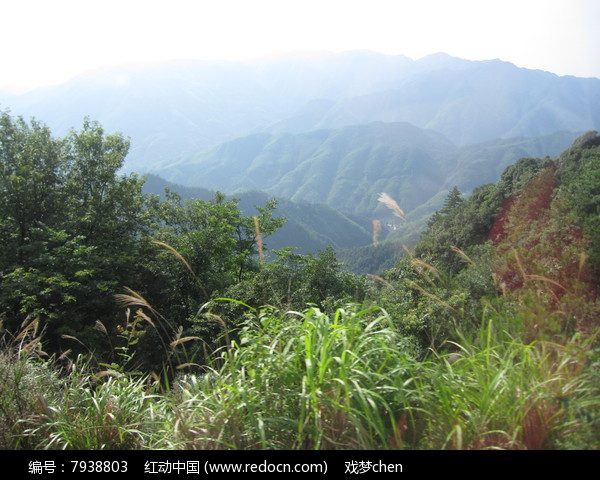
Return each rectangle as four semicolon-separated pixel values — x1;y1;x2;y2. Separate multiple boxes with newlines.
156;123;579;217
1;51;598;268
1;51;597;172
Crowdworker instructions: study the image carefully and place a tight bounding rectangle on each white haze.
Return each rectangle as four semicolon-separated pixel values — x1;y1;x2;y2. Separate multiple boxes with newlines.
1;0;599;92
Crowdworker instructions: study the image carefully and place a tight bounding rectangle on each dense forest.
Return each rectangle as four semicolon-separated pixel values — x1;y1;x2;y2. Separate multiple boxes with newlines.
0;111;598;450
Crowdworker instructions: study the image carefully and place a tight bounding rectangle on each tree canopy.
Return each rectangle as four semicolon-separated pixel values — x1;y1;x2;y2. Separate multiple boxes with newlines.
0;112;290;365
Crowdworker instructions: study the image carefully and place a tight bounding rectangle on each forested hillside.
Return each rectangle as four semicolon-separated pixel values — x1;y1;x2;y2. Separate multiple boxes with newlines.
160;126;578;216
143;175;372;255
1;112;598;450
152;126;579;272
3;51;596;276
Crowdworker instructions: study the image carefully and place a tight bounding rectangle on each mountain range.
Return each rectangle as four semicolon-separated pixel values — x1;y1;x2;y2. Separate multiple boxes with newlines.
1;51;598;270
142;174;372;256
155;122;579;218
1;51;598;172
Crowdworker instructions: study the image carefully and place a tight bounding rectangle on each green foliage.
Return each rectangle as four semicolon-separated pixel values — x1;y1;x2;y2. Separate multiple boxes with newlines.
0;114;66;268
24;359;160;450
222;246;368;315
135;190;285;367
143;179;374;256
7;302;597;450
414;156;552;275
0;352;63;448
369;243;497;356
0;111;292;372
414;185;493;274
554;131;600;272
0;114;598;452
403;317;599;449
0;230;95;322
0;113;150;356
168;304;417;449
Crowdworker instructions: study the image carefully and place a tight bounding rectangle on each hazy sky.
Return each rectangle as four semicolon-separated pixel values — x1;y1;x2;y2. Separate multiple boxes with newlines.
1;0;599;91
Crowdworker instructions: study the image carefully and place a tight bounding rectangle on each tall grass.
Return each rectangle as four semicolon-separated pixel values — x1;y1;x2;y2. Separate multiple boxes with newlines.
24;366;160;449
0;318;64;448
403;319;598;449
1;231;596;449
168;304;417;449
2;300;597;449
0;350;62;449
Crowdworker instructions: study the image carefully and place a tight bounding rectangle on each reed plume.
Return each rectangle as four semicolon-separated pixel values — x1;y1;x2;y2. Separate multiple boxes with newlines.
378;192;407;221
372;219;381;248
253;216;264;264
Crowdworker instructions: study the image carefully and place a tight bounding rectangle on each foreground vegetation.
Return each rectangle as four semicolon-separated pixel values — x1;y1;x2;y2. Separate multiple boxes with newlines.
0;112;598;449
3;301;597;450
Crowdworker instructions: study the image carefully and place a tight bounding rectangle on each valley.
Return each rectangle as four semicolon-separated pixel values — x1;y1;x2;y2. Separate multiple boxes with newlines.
2;51;596;271
1;50;598;452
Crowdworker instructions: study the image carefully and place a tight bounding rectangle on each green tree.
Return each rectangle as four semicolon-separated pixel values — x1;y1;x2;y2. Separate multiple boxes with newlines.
0;113;67;268
414;186;467;273
145;190;285;322
555;131;600;272
440;185;463;215
0;113;152;355
64;118;147;246
223;246;368;315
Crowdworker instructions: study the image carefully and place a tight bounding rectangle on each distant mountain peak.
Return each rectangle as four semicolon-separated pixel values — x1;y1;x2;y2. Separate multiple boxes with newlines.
1;51;597;170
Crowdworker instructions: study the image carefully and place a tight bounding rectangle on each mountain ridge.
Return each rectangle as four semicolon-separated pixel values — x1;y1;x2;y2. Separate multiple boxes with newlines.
1;51;597;171
142;174;372;255
155;123;581;218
